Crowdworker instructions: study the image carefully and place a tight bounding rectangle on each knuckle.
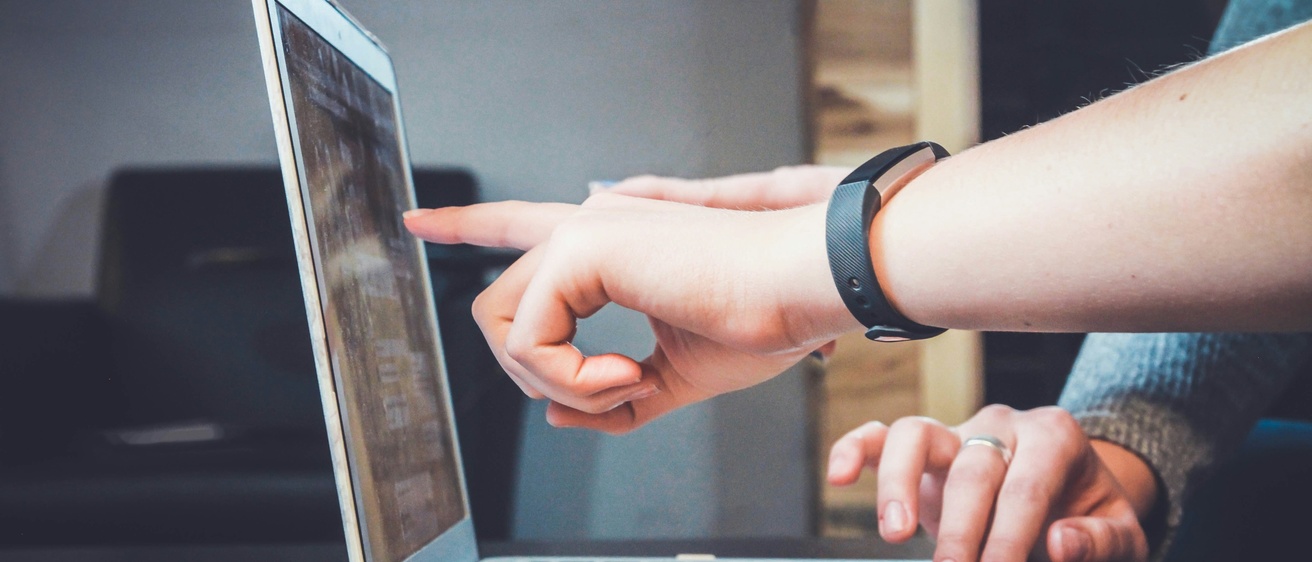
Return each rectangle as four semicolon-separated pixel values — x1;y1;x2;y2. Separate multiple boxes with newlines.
547;218;594;250
1025;408;1086;459
892;415;937;431
977;403;1016;421
831;435;859;455
888;417;931;440
855;420;887;436
835;428;866;446
470;292;493;320
1030;406;1080;433
504;333;536;367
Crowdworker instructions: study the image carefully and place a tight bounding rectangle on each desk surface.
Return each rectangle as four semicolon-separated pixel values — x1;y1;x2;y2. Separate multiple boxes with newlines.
479;537;934;560
0;537;934;562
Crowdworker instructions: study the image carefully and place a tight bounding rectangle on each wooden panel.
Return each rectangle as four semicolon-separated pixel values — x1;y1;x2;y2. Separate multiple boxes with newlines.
912;0;983;426
809;0;983;537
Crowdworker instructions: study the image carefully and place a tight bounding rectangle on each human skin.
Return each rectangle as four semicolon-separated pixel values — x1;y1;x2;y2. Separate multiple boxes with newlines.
404;19;1312;433
404;18;1310;562
827;407;1158;562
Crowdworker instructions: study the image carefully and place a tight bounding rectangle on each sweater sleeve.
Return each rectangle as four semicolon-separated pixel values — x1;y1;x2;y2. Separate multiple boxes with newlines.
1058;333;1312;536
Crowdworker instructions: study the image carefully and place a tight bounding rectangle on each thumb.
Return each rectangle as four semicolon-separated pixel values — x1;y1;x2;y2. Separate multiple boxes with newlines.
1047;515;1148;562
543;349;711;434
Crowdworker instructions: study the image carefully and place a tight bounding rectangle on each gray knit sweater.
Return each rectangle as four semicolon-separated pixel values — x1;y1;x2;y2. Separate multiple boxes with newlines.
1059;333;1312;530
1056;0;1312;551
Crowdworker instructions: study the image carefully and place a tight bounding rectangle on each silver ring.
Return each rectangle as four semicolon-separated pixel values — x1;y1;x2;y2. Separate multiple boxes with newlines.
960;435;1012;466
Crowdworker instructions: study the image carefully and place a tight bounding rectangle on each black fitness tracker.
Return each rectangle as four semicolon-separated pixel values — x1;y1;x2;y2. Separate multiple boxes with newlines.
825;141;949;342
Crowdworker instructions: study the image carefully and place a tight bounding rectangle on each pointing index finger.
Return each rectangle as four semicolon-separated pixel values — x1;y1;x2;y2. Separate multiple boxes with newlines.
404;201;578;250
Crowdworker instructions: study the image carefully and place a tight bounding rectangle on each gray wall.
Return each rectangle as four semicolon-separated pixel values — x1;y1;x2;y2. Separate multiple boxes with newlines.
0;1;280;296
0;0;814;540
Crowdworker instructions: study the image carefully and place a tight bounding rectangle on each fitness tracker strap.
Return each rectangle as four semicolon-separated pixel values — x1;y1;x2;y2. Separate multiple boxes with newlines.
825;141;949;342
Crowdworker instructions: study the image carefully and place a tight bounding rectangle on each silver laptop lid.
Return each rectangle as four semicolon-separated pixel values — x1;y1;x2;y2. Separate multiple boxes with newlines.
253;1;477;560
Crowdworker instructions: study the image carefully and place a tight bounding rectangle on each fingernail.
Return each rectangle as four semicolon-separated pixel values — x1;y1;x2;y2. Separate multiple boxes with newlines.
1060;526;1091;562
603;385;660;413
626;384;661;402
546;416;574;429
587;180;618;194
881;500;906;536
403;208;433;219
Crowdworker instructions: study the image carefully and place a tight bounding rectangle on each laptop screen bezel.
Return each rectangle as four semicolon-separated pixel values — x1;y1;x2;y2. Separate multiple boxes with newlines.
252;0;477;560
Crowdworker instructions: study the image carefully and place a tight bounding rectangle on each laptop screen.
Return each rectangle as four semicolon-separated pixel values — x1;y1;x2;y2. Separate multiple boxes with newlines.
279;7;466;560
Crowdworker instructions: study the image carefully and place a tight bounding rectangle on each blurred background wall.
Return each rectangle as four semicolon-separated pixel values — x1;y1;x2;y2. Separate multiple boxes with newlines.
0;0;814;541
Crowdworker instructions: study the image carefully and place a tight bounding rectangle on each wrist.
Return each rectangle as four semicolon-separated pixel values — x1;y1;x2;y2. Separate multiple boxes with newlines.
768;203;864;348
1090;438;1160;519
864;158;941;330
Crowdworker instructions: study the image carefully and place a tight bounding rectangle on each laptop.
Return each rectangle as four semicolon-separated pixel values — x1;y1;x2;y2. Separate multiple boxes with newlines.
253;1;896;560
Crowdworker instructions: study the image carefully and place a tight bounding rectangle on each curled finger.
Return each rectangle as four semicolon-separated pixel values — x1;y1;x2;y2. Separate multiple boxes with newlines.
876;417;959;543
827;421;889;486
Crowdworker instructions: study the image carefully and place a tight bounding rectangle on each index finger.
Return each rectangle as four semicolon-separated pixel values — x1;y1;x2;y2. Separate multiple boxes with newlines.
404;201;578;250
877;417;960;543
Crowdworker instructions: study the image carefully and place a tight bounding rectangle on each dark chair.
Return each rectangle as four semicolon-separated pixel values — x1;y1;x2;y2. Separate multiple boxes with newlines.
0;167;523;545
1163;418;1312;561
1161;366;1312;561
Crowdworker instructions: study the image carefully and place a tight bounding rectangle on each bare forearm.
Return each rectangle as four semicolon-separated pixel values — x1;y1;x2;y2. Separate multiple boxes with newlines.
875;20;1312;332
